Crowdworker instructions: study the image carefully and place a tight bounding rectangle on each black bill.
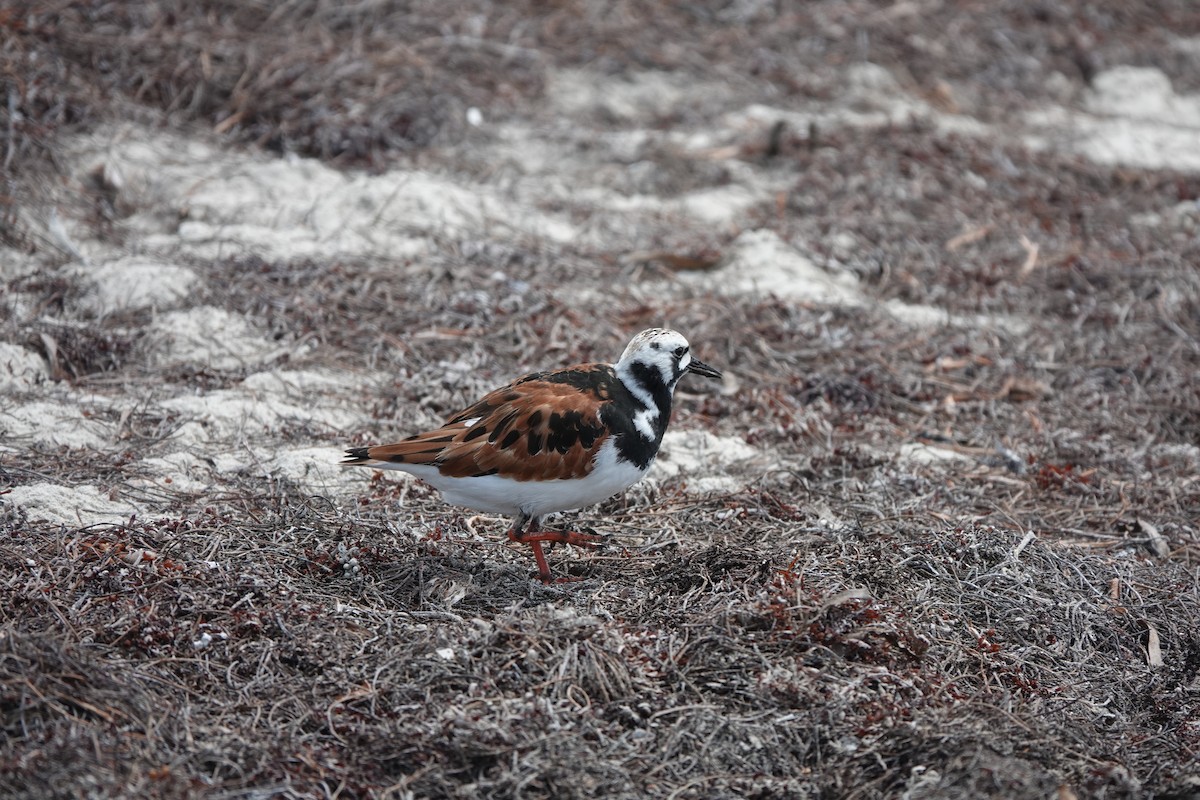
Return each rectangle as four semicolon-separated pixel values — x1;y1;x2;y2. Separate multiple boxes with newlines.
687;358;722;380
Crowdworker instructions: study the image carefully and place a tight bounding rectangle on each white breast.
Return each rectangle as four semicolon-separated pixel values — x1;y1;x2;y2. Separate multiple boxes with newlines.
382;439;649;520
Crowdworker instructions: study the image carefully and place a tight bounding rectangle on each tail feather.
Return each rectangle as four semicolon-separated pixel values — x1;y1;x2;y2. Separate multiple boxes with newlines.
342;439;447;469
342;446;378;466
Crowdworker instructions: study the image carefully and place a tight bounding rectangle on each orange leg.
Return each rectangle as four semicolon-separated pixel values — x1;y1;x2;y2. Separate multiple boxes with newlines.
507;517;604;583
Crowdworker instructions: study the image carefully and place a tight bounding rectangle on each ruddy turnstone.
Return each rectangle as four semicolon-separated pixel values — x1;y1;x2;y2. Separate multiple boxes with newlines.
344;328;722;582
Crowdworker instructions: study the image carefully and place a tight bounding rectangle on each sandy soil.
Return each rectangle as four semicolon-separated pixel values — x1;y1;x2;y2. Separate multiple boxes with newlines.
2;3;1199;798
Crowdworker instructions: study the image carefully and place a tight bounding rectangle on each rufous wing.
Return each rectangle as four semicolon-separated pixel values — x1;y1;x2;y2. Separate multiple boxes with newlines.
344;367;614;482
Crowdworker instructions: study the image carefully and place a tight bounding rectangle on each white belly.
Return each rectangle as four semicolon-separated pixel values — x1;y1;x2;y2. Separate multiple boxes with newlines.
383;439;650;520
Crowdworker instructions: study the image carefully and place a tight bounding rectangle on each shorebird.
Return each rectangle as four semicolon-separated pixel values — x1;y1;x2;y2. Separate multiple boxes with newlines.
344;328;721;582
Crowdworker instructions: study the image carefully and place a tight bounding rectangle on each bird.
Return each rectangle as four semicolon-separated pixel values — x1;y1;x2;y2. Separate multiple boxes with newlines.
343;328;722;583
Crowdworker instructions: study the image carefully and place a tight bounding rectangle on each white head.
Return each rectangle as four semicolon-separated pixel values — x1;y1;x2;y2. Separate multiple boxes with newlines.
616;328;722;390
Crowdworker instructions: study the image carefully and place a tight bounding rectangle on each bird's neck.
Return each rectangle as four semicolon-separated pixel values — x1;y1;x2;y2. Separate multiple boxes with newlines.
617;362;675;443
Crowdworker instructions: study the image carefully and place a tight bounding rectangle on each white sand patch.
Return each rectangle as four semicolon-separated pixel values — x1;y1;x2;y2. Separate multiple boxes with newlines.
680;230;1030;334
0;343;48;392
483;124;580;178
1076;120;1200;172
1025;67;1200;172
156;392;282;445
551;63;987;145
0;401;112;449
209;452;251;475
75;126;579;261
240;370;361;432
73;257;200;314
240;368;352;396
884;300;1031;336
674;185;763;226
883;300;957;328
728;65;989;144
569;187;664;215
1084;67;1200;124
160;386;357;446
840;62;931;121
158;369;358;451
5;483;140;527
1173;36;1200;56
147;306;287;370
137;452;213;494
546;69;695;121
163;421;210;452
690;229;864;306
561;170;772;229
655;428;761;493
171;220;429;263
262;446;362;495
150;372;362;491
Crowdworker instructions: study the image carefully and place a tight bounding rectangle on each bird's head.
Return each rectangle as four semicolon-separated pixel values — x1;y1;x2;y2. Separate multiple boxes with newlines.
616;328;722;390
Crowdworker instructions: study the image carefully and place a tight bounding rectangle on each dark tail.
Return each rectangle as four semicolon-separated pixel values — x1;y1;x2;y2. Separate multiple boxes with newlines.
342;446;374;465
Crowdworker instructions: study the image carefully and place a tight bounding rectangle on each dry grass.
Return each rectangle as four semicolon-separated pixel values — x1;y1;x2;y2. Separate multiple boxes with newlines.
6;0;1200;169
3;1;1200;798
4;471;1198;797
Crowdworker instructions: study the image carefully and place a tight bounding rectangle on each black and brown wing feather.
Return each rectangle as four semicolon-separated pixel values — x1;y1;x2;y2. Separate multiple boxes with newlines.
343;364;618;482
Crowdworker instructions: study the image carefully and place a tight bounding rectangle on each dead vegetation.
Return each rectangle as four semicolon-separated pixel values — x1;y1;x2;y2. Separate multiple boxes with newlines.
4;465;1198;798
6;0;1200;172
3;1;1200;798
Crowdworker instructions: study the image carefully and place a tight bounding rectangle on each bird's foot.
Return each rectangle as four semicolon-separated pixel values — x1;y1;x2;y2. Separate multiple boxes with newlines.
506;526;604;583
507;527;606;551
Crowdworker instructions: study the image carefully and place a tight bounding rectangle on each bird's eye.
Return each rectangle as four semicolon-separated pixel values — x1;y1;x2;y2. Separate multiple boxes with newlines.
673;346;687;358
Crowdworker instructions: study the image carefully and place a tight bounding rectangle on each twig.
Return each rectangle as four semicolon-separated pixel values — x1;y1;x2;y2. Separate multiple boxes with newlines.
1017;234;1040;281
945;224;994;251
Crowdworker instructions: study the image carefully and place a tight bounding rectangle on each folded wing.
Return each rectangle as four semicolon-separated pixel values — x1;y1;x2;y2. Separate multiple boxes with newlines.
343;366;615;482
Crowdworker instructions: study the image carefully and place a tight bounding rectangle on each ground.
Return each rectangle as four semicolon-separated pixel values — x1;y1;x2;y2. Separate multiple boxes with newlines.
1;2;1199;798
